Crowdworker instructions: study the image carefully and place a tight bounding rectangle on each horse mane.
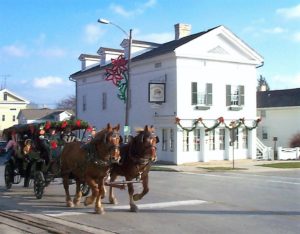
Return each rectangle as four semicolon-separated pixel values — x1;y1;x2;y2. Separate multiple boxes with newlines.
91;123;120;144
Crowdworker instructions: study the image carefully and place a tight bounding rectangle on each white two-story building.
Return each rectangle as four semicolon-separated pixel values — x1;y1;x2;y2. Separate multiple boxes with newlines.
70;24;263;165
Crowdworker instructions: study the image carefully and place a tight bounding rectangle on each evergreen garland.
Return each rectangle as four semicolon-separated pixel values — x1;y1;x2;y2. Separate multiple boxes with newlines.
175;117;261;132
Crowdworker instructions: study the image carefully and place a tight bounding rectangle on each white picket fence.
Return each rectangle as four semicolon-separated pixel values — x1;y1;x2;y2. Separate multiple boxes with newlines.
277;147;300;160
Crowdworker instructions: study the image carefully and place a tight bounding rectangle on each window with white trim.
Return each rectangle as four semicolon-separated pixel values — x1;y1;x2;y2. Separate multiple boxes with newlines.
162;128;168;151
191;83;212;105
262;127;268;140
194;128;201;151
242;128;248;149
183;130;190;152
219;128;225;150
226;85;244;106
169;128;174;152
207;130;215;150
233;128;239;149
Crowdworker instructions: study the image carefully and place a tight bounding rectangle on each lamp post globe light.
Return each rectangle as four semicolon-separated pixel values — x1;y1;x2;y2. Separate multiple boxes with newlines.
98;18;132;138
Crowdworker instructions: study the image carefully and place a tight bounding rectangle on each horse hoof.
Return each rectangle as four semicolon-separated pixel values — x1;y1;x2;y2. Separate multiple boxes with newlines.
67;201;74;207
133;194;140;201
130;204;138;212
95;207;105;214
84;197;93;206
109;197;118;204
73;199;81;206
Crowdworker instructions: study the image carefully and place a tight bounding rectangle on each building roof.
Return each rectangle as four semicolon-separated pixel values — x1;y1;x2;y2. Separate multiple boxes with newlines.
18;108;74;120
70;26;220;78
0;88;30;103
257;88;300;108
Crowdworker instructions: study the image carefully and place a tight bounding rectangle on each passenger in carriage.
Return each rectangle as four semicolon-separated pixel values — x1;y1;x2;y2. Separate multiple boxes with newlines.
4;134;17;161
61;126;77;143
38;128;62;172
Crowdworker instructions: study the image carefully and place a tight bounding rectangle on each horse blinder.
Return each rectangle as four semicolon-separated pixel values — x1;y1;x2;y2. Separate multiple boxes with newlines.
107;132;121;163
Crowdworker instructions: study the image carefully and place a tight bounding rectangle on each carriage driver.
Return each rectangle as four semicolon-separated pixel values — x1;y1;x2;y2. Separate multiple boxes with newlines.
81;127;97;155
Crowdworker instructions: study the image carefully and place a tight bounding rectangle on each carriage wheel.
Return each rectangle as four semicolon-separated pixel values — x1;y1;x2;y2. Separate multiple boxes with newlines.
80;183;90;196
4;164;13;189
34;171;45;199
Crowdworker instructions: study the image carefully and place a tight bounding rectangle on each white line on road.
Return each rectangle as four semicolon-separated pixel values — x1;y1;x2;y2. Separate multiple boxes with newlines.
43;199;207;217
109;199;207;210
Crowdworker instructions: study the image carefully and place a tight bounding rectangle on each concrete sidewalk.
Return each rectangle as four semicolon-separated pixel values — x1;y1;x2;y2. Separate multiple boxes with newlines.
155;159;300;173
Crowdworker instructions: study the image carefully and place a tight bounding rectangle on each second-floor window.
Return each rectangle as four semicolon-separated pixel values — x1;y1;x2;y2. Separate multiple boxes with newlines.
13;115;16;122
2;115;5;121
82;95;86;111
191;83;212;106
4;93;8;101
226;85;244;106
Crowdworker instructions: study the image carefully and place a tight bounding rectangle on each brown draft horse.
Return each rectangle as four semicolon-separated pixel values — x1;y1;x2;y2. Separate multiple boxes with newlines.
108;125;158;212
60;123;121;214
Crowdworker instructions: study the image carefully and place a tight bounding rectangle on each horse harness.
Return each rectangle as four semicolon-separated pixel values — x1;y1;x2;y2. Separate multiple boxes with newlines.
85;130;120;168
128;132;157;180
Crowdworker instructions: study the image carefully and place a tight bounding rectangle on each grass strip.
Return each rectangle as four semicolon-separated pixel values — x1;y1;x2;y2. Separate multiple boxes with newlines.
257;162;300;168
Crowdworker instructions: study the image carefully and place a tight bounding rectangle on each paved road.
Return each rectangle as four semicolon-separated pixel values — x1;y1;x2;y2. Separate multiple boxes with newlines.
0;158;299;234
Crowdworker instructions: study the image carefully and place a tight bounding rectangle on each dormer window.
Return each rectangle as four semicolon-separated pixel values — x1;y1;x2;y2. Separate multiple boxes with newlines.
226;85;244;110
191;82;212;110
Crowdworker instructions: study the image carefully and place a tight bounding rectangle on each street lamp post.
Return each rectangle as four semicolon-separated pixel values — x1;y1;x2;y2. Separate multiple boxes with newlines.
98;18;132;132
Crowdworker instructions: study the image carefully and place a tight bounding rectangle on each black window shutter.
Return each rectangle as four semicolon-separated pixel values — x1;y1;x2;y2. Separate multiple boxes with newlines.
191;82;197;105
206;83;212;105
239;85;245;105
226;85;231;106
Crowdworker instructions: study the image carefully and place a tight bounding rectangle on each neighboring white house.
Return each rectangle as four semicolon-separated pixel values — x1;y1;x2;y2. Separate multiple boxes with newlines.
257;88;300;149
70;24;263;165
18;108;74;124
0;88;30;132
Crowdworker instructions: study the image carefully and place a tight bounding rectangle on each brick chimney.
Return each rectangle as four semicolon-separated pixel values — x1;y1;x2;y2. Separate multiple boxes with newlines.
174;23;191;40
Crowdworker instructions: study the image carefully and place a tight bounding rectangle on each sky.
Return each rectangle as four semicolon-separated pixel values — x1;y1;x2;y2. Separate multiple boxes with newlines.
1;0;300;108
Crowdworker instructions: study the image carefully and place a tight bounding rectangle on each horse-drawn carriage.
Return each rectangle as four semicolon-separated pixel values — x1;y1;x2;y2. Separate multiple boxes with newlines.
3;121;159;214
3;122;41;189
2;119;92;199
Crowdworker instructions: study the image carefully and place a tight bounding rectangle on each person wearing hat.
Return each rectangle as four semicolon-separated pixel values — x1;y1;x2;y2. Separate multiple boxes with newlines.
86;127;97;142
81;127;97;157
